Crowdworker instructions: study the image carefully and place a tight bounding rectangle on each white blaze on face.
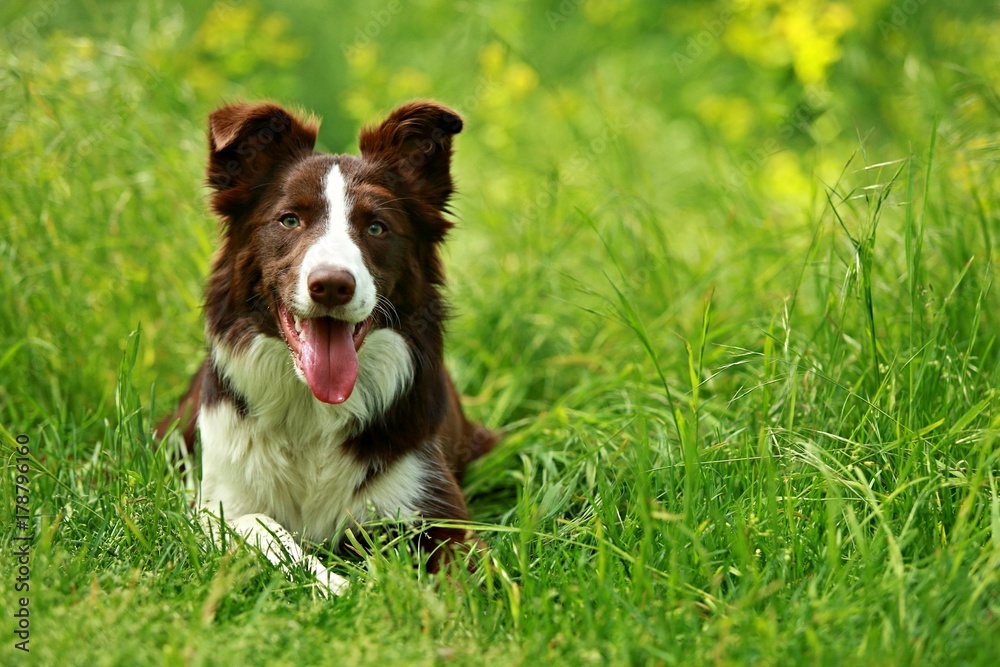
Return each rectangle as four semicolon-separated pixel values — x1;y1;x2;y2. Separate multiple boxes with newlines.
293;162;376;321
285;161;380;405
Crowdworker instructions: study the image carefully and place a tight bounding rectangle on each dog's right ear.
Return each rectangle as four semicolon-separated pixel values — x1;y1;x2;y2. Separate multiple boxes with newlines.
206;102;319;219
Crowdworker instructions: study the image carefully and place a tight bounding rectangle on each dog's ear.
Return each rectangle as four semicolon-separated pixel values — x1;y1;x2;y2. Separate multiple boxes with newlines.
358;101;463;211
206;102;319;218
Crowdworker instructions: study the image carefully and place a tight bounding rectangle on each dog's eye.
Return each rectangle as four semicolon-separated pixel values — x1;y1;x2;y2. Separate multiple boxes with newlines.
279;214;300;229
367;221;386;237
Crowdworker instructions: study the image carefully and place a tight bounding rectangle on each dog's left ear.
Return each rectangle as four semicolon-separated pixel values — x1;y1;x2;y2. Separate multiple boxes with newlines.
358;101;463;211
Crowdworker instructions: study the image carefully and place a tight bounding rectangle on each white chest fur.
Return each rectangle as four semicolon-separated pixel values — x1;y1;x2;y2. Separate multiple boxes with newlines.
198;330;425;542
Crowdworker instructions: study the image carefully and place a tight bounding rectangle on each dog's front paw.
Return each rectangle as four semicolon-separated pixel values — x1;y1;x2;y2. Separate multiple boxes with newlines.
316;569;349;598
306;556;349;597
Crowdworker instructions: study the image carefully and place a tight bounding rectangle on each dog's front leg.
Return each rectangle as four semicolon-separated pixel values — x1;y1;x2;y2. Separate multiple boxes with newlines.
224;513;348;597
412;458;488;575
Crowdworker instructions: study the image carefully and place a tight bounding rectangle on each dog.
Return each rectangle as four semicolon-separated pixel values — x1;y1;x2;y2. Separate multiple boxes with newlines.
156;100;498;595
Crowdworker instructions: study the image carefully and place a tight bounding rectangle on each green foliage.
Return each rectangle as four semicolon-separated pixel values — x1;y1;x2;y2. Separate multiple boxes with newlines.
2;0;999;664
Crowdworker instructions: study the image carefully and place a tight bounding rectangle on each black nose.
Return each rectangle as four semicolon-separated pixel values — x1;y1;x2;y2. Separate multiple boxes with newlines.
308;267;356;308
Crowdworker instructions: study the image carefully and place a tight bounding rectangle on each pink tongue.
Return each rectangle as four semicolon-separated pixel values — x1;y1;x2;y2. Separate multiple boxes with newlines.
299;318;358;404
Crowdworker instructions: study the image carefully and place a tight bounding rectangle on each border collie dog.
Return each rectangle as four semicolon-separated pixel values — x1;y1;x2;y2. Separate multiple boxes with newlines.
159;100;497;595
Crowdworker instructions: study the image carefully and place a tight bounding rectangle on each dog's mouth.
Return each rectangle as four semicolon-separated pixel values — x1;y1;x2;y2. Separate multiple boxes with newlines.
277;303;373;405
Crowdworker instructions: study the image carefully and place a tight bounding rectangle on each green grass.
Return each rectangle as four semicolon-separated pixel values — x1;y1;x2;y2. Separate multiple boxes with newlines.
2;1;999;665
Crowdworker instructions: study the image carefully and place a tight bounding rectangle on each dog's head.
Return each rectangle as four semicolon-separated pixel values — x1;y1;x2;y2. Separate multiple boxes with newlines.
204;101;462;405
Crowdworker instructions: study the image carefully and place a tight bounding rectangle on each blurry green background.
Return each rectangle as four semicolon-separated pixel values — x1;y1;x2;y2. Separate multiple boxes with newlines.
2;0;996;425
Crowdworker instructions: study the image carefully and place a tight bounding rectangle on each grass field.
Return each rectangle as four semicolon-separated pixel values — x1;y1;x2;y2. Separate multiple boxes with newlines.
2;1;999;664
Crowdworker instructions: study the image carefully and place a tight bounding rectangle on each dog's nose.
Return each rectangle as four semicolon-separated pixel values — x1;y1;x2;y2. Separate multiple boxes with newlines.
308;267;356;307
